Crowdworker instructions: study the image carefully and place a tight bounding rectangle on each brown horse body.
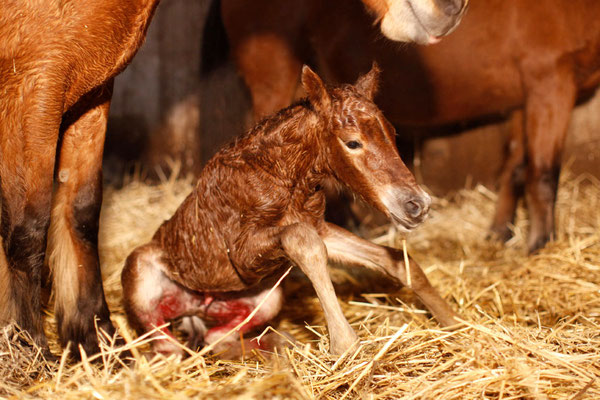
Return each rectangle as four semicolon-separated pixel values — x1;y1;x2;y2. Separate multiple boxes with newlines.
223;0;600;252
121;66;458;357
0;0;160;355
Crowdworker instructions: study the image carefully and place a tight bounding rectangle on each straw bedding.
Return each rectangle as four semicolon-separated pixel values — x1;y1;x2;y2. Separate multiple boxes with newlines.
1;168;599;399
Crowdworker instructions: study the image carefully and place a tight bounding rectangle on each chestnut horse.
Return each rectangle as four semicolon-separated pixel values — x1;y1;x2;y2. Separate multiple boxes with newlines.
0;0;161;356
122;65;458;357
0;0;465;357
222;0;600;253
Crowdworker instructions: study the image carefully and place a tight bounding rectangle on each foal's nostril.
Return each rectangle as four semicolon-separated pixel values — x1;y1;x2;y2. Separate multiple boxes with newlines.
405;193;431;219
406;199;424;218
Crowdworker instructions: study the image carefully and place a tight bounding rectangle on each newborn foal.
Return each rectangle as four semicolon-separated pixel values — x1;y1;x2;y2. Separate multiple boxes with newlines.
122;65;459;357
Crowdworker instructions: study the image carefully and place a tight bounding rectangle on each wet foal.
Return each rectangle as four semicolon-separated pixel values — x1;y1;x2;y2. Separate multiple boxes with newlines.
122;65;459;357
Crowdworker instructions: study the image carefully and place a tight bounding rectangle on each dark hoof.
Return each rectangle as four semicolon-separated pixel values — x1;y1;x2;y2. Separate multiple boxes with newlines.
527;236;550;255
60;317;118;361
488;224;513;243
2;324;58;363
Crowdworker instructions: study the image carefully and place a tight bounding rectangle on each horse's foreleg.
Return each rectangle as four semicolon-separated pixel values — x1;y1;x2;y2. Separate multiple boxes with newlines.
491;109;526;241
321;223;460;327
279;223;358;355
522;63;576;253
48;82;115;357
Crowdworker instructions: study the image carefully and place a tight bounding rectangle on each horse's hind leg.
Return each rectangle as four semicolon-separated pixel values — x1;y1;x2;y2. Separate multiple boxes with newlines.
122;243;206;356
491;109;526;241
203;283;285;358
0;82;62;349
47;82;115;357
522;63;576;252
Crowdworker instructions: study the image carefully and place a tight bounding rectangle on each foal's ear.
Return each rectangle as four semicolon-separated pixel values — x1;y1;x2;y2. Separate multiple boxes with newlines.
355;62;381;100
301;65;331;114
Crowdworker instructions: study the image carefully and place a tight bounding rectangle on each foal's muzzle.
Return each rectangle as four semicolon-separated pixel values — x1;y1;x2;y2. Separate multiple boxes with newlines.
383;188;432;232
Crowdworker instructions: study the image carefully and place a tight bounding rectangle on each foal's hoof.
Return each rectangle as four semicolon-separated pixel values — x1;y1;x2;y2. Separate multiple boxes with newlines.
329;332;359;356
437;310;463;330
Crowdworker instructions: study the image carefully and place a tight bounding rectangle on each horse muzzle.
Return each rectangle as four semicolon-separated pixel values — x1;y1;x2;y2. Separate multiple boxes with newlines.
381;0;468;44
383;187;432;232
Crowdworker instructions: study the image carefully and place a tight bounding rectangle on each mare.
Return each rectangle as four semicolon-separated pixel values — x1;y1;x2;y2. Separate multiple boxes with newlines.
0;0;160;357
222;0;600;253
121;65;459;357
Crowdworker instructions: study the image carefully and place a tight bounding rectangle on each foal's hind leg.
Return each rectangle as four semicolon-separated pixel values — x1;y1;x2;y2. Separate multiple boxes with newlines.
203;283;285;359
521;63;576;252
321;223;460;327
491;109;526;241
48;83;115;357
122;243;206;356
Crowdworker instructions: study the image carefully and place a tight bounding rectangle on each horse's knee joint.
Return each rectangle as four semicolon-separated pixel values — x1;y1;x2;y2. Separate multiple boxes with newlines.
281;223;324;256
528;166;559;204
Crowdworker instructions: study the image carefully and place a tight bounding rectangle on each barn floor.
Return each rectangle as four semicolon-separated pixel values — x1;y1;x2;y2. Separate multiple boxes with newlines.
1;168;599;399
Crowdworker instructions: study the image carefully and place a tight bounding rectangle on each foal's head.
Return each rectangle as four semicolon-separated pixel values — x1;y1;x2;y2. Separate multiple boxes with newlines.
302;64;431;232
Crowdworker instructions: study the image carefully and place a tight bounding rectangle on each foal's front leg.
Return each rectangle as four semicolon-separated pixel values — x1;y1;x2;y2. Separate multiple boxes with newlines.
321;223;460;327
279;222;358;355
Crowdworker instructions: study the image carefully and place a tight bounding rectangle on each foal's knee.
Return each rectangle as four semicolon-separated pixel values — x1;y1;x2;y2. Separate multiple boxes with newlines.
280;223;327;265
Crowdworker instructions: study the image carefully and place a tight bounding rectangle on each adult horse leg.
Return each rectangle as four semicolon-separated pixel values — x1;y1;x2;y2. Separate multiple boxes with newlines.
490;109;526;241
320;223;460;327
522;62;576;253
48;82;115;357
0;84;62;349
222;0;306;120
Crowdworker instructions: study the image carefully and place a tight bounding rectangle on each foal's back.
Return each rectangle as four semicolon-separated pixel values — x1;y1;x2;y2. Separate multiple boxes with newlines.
152;100;325;291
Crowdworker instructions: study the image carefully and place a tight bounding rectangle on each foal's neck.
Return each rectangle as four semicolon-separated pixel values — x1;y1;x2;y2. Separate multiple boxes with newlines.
249;102;329;180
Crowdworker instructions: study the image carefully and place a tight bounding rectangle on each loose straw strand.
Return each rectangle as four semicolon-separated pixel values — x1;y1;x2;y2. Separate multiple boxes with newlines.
402;239;411;288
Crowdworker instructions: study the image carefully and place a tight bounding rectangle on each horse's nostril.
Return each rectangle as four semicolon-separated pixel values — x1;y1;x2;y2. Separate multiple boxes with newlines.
406;200;423;218
405;193;431;219
442;0;463;16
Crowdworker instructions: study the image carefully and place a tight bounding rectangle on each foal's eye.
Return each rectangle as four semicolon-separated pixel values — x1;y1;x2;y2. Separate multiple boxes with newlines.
345;140;362;149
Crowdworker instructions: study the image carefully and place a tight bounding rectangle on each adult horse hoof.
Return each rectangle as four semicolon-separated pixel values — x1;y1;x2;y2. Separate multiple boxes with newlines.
487;224;514;243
